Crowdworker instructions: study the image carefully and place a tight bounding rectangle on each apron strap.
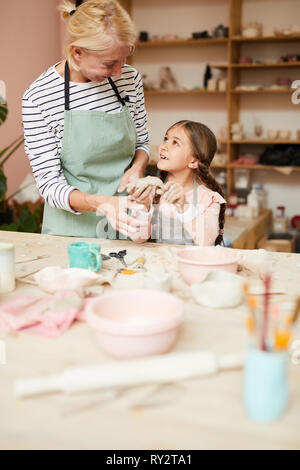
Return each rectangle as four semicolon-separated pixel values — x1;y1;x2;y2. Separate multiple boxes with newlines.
193;180;198;207
64;60;71;111
64;61;128;110
108;77;129;106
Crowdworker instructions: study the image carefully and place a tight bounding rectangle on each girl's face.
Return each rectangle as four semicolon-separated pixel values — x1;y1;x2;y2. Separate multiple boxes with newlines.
72;43;131;83
157;126;198;173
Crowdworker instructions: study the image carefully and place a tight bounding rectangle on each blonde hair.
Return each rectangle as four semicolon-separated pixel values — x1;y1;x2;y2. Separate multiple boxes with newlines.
58;0;137;70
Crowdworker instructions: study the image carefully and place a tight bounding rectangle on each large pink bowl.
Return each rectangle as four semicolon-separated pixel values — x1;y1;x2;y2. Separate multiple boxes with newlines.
86;289;184;359
177;246;238;285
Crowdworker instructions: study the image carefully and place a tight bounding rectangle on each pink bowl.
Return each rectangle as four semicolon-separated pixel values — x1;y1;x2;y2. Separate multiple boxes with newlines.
177;246;238;285
86;289;184;359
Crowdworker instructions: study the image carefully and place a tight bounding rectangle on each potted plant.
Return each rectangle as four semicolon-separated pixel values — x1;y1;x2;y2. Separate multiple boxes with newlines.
0;83;43;232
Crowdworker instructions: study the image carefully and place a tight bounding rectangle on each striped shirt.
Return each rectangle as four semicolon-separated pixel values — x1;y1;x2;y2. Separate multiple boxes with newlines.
22;63;150;213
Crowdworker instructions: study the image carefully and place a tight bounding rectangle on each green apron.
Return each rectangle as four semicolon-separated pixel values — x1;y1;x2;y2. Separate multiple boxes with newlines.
42;61;137;238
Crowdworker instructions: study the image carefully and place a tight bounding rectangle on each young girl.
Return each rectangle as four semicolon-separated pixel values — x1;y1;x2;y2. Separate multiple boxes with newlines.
127;120;226;245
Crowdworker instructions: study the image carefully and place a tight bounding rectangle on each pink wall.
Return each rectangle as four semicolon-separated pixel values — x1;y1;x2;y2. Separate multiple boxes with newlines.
0;0;62;196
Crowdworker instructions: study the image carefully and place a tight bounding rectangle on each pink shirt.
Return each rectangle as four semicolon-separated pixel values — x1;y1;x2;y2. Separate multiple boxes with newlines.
131;184;226;246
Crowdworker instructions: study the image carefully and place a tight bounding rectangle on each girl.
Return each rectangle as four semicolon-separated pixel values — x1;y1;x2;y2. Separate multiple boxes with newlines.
128;120;226;245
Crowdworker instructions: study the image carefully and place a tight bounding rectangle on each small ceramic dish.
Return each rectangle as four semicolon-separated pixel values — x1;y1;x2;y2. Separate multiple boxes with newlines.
177;246;238;285
86;289;184;359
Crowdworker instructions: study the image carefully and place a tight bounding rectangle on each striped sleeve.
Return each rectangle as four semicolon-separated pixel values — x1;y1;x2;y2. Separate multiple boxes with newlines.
132;71;150;157
22;94;79;214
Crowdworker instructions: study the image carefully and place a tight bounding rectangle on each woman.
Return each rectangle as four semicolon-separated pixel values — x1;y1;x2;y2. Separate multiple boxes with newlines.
22;0;149;238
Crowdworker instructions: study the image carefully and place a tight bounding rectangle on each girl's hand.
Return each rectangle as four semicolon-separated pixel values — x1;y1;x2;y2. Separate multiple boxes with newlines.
126;176;165;211
129;186;156;211
163;181;185;213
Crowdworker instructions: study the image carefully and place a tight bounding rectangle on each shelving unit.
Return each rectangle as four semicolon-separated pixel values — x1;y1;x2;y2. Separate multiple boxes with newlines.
231;89;292;94
137;37;228;47
145;89;226;96
231;61;300;68
123;0;300;195
228;0;300;193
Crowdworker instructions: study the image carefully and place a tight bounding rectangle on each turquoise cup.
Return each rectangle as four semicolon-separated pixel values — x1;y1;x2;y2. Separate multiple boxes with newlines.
68;242;102;272
244;347;288;422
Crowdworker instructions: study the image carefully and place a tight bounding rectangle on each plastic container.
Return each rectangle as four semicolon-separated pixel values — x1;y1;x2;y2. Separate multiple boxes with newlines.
244;348;288;422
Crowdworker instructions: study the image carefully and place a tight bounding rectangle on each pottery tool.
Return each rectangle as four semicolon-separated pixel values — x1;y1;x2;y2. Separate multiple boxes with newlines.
111;252;147;275
16;277;38;286
16;268;41;285
109;250;134;276
109;250;128;268
131;256;147;272
14;351;244;398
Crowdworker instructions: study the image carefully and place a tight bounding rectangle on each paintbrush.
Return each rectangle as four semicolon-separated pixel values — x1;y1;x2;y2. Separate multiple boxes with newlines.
291;297;300;324
261;273;271;351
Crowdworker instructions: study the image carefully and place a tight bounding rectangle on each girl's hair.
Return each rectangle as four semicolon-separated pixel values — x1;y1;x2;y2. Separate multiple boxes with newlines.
166;120;226;246
58;0;137;71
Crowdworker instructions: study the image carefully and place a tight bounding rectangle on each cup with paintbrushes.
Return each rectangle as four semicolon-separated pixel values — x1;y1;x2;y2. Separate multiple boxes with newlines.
243;279;300;422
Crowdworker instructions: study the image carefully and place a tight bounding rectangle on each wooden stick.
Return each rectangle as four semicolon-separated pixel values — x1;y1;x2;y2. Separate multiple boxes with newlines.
16;277;38;286
15;255;48;264
17;268;41;279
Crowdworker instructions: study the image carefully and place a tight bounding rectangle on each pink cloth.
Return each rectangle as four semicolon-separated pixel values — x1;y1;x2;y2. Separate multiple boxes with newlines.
0;291;84;338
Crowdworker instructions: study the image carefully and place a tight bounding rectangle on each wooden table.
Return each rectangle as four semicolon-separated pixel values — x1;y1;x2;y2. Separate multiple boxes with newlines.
0;231;299;450
225;209;272;249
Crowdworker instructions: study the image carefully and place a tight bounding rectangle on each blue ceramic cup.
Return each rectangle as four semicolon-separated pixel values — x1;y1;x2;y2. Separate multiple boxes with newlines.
244;347;288;422
68;242;102;272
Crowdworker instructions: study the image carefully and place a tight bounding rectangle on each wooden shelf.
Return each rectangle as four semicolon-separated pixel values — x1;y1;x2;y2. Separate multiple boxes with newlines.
230;140;300;144
210;64;228;70
232;61;300;68
137;37;228;48
145;89;226;95
230;164;300;171
211;164;227;168
231;34;300;43
231;88;291;94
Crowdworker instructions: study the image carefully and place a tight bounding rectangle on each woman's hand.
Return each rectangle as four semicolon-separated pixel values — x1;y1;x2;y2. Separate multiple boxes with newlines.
117;166;143;194
163;181;186;213
96;195;148;238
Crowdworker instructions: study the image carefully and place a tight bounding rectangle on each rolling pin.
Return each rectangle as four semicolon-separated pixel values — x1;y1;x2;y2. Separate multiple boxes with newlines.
14;351;244;398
